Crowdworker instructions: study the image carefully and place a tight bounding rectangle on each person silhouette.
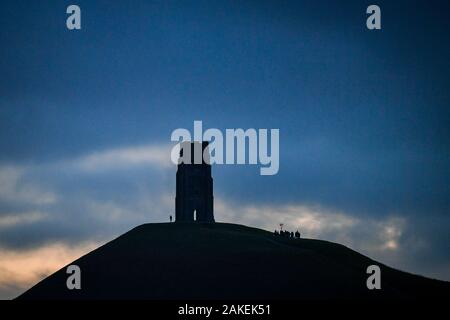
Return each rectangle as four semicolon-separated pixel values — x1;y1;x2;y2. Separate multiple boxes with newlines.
170;215;173;222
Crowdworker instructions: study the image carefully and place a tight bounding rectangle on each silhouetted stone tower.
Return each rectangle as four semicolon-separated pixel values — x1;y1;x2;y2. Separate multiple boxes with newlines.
175;141;214;223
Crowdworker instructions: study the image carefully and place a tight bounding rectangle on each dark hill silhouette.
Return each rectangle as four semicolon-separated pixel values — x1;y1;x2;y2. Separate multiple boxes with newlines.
17;222;450;299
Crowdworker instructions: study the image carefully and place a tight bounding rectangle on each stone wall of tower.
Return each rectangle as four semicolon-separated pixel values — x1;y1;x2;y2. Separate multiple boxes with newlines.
175;141;214;223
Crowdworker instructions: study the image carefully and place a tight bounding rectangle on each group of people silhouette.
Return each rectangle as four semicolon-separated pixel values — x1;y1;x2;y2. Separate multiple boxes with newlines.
274;226;301;239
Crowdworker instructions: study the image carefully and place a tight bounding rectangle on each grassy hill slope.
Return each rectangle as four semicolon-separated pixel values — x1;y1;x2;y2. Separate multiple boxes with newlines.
18;222;450;299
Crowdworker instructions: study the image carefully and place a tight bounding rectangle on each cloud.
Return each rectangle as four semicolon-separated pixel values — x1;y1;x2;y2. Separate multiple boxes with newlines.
0;212;48;228
0;166;57;209
0;242;100;299
215;200;407;255
0;143;175;249
70;144;174;172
